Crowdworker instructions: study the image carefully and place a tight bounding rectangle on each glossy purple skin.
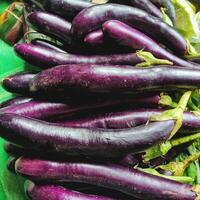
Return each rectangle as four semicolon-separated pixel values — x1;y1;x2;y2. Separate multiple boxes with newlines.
31;39;67;53
43;0;94;21
26;182;114;200
71;3;186;55
14;43;143;68
0;97;33;108
16;158;197;200
30;65;200;94
0;113;174;157
0;94;161;120
27;12;72;44
102;20;196;68
84;29;104;46
60;108;200;129
128;0;162;18
150;0;176;24
2;72;36;94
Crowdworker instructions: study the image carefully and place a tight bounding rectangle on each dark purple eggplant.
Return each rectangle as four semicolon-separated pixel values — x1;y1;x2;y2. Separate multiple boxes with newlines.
0;97;33;108
43;0;94;21
2;72;36;94
30;65;200;95
27;12;72;45
71;3;186;55
84;30;104;46
188;57;200;65
16;158;200;200
102;20;196;68
25;181;114;200
14;43;143;68
60;108;200;130
0;94;162;120
150;0;176;24
7;157;17;174
31;39;67;53
0;113;174;158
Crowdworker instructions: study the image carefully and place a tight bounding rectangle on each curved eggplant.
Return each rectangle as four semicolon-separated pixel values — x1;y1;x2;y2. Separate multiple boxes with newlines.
14;43;143;68
0;113;174;158
30;65;200;95
16;158;199;200
71;3;186;55
0;97;33;108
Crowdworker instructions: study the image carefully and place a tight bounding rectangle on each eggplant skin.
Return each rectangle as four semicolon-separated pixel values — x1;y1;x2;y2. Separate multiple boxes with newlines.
60;108;200;130
14;43;142;68
16;158;198;200
0;113;174;158
29;65;200;94
71;3;186;55
2;72;36;94
25;181;114;200
0;97;33;108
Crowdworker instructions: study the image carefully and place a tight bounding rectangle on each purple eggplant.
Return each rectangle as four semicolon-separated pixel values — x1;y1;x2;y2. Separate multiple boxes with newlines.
188;57;200;65
2;72;36;94
16;158;200;200
14;43;143;68
0;94;162;120
84;30;104;46
30;65;200;95
0;97;33;108
43;0;94;21
102;20;196;68
71;3;186;55
150;0;176;24
27;12;72;45
31;39;67;53
60;108;200;130
25;181;114;200
0;113;174;158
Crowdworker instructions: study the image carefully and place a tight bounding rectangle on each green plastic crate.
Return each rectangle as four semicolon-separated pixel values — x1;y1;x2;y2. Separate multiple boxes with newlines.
0;1;28;199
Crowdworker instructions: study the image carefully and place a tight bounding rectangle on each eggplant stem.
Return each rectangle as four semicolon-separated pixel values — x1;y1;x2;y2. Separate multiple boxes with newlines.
193;185;200;200
159;93;177;108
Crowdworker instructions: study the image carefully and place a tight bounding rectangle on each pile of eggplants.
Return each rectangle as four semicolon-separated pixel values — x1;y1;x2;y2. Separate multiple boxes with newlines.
2;0;200;200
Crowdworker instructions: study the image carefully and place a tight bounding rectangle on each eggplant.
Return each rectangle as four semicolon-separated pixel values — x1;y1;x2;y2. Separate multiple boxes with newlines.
31;39;67;53
14;43;143;68
84;30;104;46
0;94;162;120
149;0;176;24
102;20;196;68
0;97;33;108
27;12;72;45
60;108;200;130
71;3;187;55
188;57;200;65
30;65;200;95
0;113;174;158
16;158;200;200
25;181;114;200
2;72;36;94
43;0;94;21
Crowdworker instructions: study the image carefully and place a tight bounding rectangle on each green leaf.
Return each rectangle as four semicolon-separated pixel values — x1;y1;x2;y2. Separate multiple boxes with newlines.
136;51;173;67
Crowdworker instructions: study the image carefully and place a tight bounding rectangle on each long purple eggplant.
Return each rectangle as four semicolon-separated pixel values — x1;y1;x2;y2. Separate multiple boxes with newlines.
60;108;200;130
31;39;67;53
0;97;33;108
29;65;200;95
84;30;104;46
16;158;200;200
27;12;72;45
188;57;200;65
43;0;94;21
25;181;114;200
71;3;186;55
2;72;36;94
14;43;143;68
0;113;174;157
102;20;196;68
150;0;176;24
0;94;162;120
